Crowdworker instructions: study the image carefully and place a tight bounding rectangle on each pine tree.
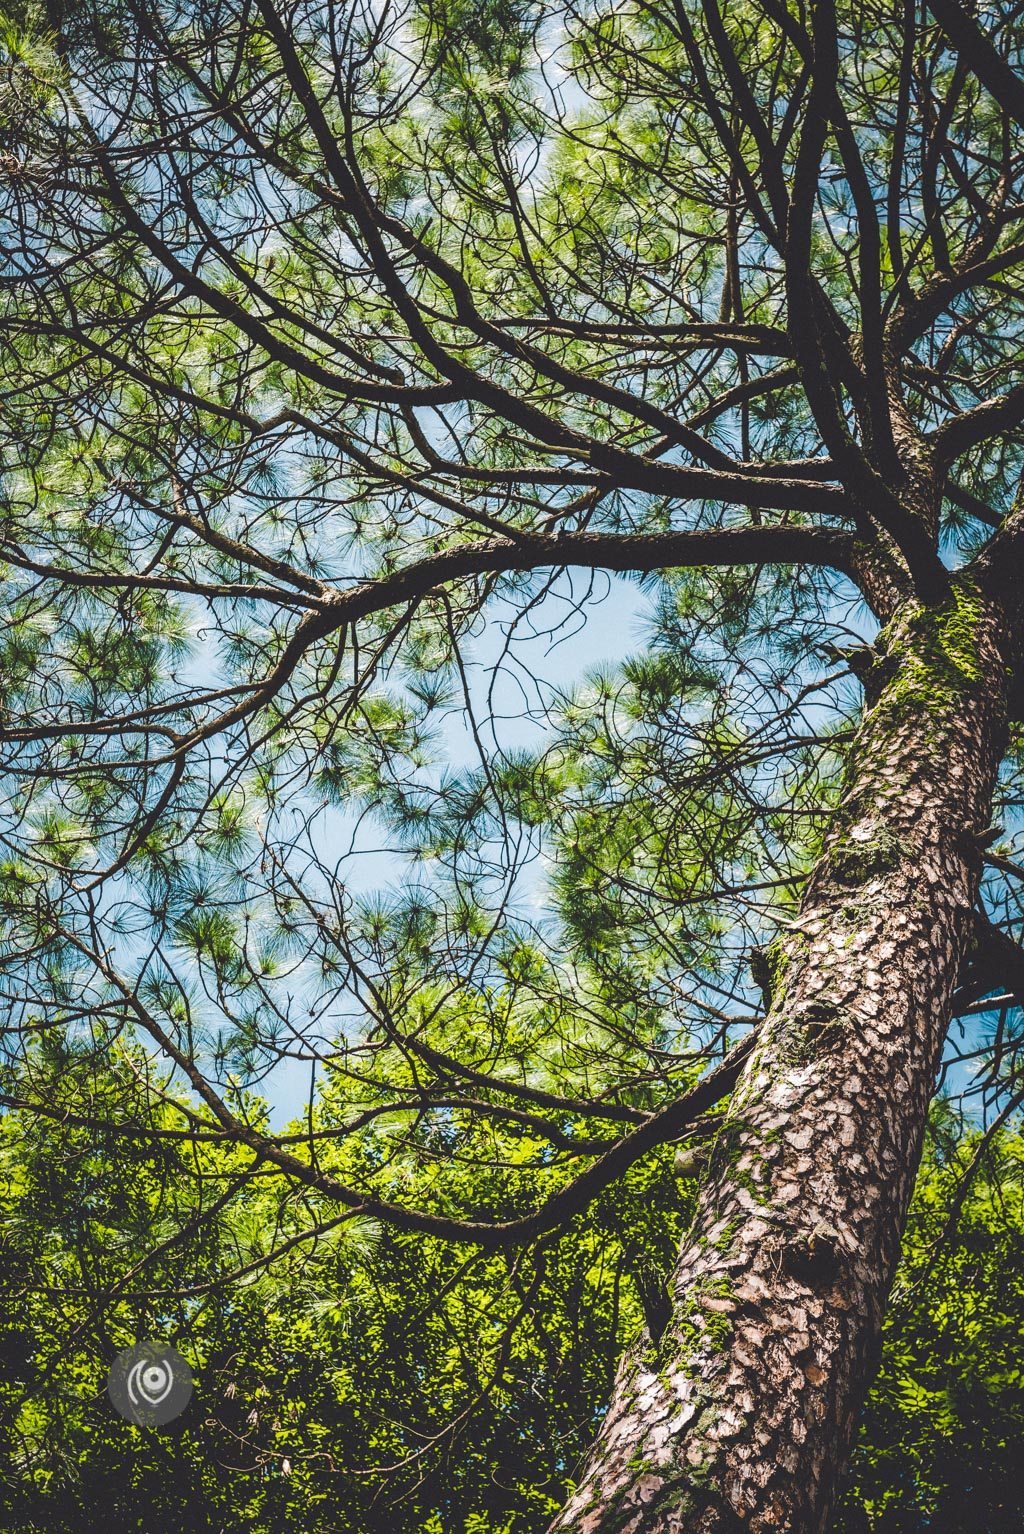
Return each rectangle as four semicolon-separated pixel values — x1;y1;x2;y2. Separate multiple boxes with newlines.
3;1;1024;1528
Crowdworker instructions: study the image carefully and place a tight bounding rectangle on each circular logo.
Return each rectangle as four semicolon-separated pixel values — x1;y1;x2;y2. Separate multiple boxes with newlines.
107;1341;193;1427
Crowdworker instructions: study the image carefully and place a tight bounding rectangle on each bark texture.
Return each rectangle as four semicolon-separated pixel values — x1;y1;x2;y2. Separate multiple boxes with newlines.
550;577;1015;1534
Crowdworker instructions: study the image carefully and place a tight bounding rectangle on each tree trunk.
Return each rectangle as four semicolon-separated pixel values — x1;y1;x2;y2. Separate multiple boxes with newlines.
550;577;1014;1534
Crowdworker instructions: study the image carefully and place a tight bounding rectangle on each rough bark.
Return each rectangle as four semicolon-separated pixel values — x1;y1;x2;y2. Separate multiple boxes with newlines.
549;574;1016;1534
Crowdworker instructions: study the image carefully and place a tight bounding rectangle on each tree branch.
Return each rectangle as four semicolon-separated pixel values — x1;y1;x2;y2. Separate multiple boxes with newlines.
928;0;1024;129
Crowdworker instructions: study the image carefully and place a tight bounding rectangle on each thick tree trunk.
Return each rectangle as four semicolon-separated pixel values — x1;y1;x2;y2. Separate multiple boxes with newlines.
550;578;1014;1534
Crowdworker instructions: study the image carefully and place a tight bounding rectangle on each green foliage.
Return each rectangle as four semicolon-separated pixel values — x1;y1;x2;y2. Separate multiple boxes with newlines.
834;1120;1024;1534
0;1052;682;1533
1;1078;1023;1533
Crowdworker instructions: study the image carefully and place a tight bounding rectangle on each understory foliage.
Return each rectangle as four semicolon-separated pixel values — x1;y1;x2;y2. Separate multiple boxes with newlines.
0;1084;1021;1534
837;1116;1024;1534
